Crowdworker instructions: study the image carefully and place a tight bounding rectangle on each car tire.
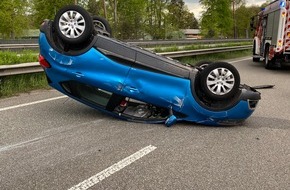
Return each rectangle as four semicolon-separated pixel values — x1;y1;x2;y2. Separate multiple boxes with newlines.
54;5;93;45
200;62;240;100
195;61;213;70
92;15;112;37
264;45;275;69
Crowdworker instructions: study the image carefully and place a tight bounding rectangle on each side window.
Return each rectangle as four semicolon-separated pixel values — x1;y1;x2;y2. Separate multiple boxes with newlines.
61;81;112;107
77;84;112;107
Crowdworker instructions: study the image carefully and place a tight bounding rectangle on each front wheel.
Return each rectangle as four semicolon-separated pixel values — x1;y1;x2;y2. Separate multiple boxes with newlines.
54;5;93;45
200;62;240;100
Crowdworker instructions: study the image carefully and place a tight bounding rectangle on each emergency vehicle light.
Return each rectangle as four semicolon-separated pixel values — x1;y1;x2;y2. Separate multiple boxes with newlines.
278;40;283;47
280;1;286;8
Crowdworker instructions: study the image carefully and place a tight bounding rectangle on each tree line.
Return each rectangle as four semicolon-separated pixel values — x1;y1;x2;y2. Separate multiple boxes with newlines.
0;0;268;40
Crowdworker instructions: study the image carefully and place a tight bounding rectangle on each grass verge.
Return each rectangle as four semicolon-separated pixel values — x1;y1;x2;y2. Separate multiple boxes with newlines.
0;73;49;98
154;42;252;53
176;50;251;66
0;50;38;65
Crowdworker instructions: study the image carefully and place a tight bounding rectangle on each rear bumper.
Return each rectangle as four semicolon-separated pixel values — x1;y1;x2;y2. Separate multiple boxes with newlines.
195;85;260;126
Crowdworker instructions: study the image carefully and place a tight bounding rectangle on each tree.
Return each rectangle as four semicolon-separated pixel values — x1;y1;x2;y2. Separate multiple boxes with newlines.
232;0;246;38
32;0;75;27
179;8;198;29
168;0;198;29
200;0;233;38
168;0;185;29
87;0;101;16
144;0;181;39
26;0;198;40
0;0;30;39
117;0;147;39
235;5;261;38
104;0;117;24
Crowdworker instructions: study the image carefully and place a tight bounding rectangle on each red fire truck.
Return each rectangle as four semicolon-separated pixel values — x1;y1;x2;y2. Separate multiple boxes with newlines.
251;0;290;69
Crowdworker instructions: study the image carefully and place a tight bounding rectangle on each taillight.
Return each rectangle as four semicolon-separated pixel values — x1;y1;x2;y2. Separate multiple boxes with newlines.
38;55;51;68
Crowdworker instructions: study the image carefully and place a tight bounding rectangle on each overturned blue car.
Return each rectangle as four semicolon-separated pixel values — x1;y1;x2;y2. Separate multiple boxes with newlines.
38;5;260;127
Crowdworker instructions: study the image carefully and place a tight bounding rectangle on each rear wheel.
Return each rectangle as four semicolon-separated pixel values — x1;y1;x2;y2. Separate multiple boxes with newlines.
92;16;112;37
264;45;275;69
200;62;240;100
54;5;93;45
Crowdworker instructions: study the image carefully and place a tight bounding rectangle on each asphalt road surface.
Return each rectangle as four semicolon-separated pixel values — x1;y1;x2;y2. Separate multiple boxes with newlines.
1;57;290;190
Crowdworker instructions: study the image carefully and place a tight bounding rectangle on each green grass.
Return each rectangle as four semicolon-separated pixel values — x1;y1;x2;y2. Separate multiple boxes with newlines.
0;50;38;65
0;73;49;98
154;42;252;53
0;50;46;98
176;50;251;66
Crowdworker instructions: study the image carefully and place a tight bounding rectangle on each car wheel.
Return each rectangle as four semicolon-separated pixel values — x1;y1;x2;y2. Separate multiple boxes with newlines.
92;16;112;37
200;62;240;100
54;5;93;45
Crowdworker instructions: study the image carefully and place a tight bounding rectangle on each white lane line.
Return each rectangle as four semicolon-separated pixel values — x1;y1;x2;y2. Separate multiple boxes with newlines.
0;136;49;152
229;57;251;64
68;145;157;190
0;96;67;112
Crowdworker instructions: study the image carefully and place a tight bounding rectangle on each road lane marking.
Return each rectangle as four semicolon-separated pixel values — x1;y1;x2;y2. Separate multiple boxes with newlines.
0;96;67;112
229;57;251;64
0;136;49;152
68;145;157;190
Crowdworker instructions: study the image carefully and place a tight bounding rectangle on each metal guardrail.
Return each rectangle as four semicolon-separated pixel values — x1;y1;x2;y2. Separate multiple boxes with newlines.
0;45;252;77
159;45;252;58
127;39;252;46
0;44;39;51
0;62;42;77
0;39;38;44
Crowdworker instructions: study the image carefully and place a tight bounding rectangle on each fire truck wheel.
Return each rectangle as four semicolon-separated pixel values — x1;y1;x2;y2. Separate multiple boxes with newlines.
200;62;240;100
264;46;275;69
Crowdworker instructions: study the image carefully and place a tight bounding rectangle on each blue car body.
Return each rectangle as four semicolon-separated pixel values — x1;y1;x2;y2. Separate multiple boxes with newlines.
39;20;260;126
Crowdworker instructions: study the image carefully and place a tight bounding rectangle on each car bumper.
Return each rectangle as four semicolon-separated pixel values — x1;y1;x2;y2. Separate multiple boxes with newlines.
197;85;260;126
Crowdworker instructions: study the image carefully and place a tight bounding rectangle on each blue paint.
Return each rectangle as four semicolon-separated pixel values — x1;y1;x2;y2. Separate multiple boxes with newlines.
39;32;259;126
